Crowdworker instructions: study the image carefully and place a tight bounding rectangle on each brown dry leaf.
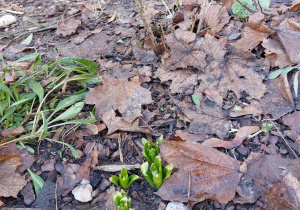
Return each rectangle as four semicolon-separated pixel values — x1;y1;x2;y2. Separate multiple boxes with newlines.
250;77;295;119
91;148;99;168
0;153;27;197
3;70;17;85
56;17;81;36
0;142;34;173
232;26;268;57
85;76;153;124
238;152;300;206
79;157;92;180
0;125;24;137
262;38;293;68
174;28;196;43
229;105;262;117
155;67;198;94
180;99;231;139
56;33;114;60
277;29;300;64
161;33;207;70
156;137;240;203
101;109;150;135
282;111;300;133
203;2;230;35
175;130;208;142
197;58;268;101
202;126;259;149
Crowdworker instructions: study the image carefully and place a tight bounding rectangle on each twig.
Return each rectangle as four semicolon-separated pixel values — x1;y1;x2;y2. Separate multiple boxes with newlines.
134;0;157;47
94;164;141;172
188;171;191;198
161;0;173;17
265;116;299;159
236;0;256;13
55;180;58;210
4;25;57;48
118;133;124;162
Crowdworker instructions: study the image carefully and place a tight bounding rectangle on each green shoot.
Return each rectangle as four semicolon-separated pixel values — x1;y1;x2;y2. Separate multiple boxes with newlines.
109;168;139;189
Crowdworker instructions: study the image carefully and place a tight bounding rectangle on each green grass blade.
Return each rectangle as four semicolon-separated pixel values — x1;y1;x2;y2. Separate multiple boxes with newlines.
294;71;299;97
48;102;84;124
29;80;44;103
0;83;14;99
46;138;80;158
27;168;44;195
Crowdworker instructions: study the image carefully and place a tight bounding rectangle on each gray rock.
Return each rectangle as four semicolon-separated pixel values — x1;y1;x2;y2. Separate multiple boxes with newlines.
166;202;187;210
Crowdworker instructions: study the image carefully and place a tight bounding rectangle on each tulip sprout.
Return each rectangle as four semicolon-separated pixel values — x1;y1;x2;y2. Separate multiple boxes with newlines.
113;189;134;210
142;135;164;163
141;156;174;189
109;168;139;189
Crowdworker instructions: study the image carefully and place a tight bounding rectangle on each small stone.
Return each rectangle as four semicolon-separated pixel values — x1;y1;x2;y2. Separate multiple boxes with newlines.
213;201;221;209
99;179;111;191
166;202;187;210
62;196;73;202
131;191;139;198
158;202;167;210
20;183;35;205
72;184;93;202
256;200;264;207
92;188;100;197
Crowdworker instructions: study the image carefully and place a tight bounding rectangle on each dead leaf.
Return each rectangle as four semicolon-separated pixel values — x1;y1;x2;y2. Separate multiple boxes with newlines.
282;111;300;133
175;130;208;142
180;98;231;139
204;2;230;35
156;137;240;203
277;29;300;64
56;17;81;36
229;105;262;117
232;26;268;57
56;33;114;60
0;142;34;173
155;67;198;94
0;125;24;137
91;148;99;168
0;153;27;197
79;157;92;180
20;183;35;205
262;38;293;68
238;152;300;207
174;28;196;43
85;76;153;124
3;70;17;85
202;126;259;149
250;77;295;119
101;109;150;135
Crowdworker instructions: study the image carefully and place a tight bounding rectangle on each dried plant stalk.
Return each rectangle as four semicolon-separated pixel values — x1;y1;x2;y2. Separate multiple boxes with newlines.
134;0;157;48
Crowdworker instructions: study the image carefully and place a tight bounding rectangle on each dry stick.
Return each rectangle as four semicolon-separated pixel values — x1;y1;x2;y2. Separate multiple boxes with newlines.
134;0;157;48
235;0;256;13
265;116;299;159
118;133;124;162
188;171;191;198
55;180;58;210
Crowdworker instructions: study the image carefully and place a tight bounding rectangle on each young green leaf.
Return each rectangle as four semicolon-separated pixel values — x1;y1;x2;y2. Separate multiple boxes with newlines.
59;57;98;74
141;162;156;188
280;66;295;76
192;94;201;105
110;176;120;186
47;119;96;129
11;53;44;63
46;138;80;158
41;111;48;139
47;92;88;121
0;83;14;99
24;33;33;45
48;102;84;124
27;168;44;195
29;80;44;103
128;174;139;187
163;163;174;181
29;54;42;73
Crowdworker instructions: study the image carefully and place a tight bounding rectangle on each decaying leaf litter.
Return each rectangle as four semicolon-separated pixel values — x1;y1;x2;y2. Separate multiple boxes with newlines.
0;0;300;209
